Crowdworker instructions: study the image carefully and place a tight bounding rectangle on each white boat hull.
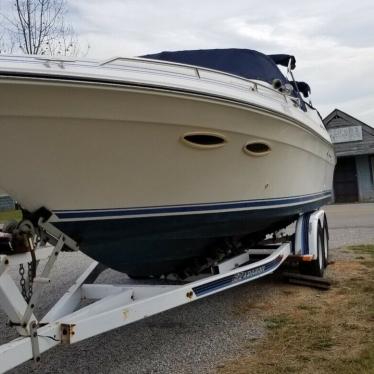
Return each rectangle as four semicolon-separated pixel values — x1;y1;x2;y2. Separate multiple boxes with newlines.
0;57;335;276
0;78;334;211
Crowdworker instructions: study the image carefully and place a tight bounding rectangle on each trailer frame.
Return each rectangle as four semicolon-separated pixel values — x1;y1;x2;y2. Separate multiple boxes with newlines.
0;209;329;373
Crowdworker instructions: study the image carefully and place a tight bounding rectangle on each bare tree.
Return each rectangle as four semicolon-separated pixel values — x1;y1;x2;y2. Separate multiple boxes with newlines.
0;29;16;54
0;33;8;54
1;0;82;56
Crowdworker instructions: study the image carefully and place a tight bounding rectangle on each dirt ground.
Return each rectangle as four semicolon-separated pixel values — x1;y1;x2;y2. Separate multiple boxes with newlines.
216;245;374;374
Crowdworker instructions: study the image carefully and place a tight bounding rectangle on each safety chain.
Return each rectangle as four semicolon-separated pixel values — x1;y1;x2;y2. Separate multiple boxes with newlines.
27;262;34;301
18;234;41;303
19;263;28;301
18;262;35;303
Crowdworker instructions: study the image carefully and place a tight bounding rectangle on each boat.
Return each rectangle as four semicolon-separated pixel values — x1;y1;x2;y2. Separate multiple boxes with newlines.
0;48;335;277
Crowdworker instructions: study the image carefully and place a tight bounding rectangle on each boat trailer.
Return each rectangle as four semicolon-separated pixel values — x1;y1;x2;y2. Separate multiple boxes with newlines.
0;209;329;373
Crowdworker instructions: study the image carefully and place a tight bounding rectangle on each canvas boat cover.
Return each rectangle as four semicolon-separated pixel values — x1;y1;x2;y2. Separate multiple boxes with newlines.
142;48;290;85
142;48;310;98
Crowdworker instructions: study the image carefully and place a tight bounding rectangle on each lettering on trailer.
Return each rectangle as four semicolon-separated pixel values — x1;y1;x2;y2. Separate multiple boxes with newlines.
232;265;266;282
192;256;283;297
328;126;362;144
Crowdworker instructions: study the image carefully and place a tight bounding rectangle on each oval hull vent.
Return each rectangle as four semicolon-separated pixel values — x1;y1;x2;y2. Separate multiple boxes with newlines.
181;132;226;149
244;142;271;156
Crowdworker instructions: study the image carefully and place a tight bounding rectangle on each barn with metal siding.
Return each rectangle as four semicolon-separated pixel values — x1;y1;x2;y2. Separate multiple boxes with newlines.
324;109;374;203
0;194;15;211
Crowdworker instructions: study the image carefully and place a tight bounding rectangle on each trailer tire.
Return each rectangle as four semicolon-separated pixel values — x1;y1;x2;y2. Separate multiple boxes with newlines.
323;215;329;268
300;223;325;277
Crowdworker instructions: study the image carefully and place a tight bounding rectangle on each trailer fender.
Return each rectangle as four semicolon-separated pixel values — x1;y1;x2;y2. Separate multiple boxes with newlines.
295;210;327;260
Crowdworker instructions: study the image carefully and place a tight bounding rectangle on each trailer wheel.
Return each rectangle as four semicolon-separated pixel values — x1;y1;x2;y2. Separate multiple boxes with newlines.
300;223;325;277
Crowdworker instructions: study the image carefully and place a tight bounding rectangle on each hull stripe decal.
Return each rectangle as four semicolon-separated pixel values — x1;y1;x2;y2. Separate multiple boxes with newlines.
53;191;332;220
193;255;283;297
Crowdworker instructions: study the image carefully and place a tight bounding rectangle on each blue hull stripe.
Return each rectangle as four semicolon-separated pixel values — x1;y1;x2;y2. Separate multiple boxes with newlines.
54;191;332;220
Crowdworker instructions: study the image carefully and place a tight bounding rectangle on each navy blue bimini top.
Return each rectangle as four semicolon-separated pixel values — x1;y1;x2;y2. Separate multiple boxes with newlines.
142;48;311;98
142;48;289;85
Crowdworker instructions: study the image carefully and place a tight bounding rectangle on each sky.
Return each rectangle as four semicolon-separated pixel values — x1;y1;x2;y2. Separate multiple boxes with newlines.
2;0;374;125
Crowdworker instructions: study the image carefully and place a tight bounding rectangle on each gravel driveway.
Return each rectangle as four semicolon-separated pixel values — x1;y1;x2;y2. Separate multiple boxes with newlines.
324;203;374;248
1;203;373;373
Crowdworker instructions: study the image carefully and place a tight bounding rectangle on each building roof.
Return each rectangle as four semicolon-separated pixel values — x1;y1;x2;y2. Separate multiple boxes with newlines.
323;109;374;157
324;109;373;129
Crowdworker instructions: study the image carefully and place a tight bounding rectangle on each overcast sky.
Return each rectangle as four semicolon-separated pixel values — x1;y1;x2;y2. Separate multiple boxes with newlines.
3;0;374;125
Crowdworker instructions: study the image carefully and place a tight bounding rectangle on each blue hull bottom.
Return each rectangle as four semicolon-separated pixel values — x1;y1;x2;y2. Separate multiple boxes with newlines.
54;194;330;277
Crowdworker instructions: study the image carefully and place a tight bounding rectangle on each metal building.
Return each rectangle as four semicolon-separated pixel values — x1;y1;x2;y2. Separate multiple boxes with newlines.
324;109;374;203
0;193;15;211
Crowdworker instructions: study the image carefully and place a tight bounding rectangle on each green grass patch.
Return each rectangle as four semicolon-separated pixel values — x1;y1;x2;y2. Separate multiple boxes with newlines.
363;261;374;268
348;245;374;257
308;330;334;351
338;321;360;330
297;304;320;314
264;315;289;330
326;342;374;374
0;209;22;223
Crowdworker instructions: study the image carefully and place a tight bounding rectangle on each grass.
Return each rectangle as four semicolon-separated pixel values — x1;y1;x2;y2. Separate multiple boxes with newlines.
297;304;320;314
0;209;22;223
218;245;374;374
348;245;374;256
264;315;289;330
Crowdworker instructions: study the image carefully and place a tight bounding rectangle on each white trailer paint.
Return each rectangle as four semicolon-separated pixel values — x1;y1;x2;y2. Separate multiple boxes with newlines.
0;210;328;373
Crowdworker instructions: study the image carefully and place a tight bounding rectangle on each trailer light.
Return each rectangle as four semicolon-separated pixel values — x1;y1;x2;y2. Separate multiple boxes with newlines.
301;255;313;262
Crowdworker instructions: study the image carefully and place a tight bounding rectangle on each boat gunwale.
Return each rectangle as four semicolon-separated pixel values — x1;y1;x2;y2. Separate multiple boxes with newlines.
0;53;297;101
0;72;334;148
